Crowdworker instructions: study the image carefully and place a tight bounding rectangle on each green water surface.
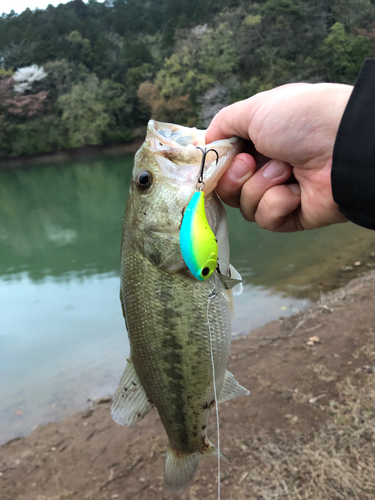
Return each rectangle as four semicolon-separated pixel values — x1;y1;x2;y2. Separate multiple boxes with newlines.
1;154;374;444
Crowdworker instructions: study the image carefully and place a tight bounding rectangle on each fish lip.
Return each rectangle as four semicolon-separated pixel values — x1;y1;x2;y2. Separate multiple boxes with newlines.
144;120;243;194
147;119;240;150
147;120;205;149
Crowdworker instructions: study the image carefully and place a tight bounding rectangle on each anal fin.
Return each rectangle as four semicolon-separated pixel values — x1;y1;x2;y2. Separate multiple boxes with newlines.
218;370;250;404
205;441;229;462
111;358;153;426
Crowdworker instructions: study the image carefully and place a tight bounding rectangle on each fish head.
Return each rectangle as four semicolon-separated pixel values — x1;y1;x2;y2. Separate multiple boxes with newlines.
124;120;242;272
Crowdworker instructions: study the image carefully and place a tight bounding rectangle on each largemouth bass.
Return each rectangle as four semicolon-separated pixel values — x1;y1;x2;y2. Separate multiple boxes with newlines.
112;120;249;491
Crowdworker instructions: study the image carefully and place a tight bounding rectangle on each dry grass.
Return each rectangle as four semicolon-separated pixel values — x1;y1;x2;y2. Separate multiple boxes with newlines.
243;376;375;499
233;332;375;499
198;332;375;500
219;333;372;500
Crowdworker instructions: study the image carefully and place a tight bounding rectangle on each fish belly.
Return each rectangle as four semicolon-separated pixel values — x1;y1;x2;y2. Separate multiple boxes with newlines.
122;245;231;454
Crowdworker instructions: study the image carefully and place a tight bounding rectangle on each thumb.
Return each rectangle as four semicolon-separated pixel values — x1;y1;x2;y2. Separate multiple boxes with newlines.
205;97;259;144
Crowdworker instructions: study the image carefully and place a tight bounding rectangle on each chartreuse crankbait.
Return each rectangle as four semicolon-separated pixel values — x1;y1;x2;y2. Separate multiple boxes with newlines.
180;147;219;281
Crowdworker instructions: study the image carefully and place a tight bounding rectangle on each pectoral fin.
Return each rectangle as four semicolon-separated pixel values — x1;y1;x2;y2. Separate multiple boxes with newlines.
218;370;250;404
229;264;243;296
217;264;243;295
111;358;153;426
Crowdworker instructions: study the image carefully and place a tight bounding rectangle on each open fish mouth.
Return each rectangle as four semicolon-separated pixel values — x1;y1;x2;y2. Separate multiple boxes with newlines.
144;120;242;194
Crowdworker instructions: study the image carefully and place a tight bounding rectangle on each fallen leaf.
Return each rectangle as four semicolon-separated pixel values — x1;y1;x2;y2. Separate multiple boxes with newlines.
309;336;320;343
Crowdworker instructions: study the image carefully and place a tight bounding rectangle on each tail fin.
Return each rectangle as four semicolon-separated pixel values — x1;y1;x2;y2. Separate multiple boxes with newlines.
164;446;201;491
163;442;228;491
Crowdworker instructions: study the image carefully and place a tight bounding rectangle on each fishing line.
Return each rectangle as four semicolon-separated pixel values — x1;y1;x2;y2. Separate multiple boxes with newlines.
207;288;221;500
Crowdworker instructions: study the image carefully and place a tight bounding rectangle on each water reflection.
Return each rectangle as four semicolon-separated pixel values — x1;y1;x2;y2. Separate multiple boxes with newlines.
0;157;131;280
1;154;374;443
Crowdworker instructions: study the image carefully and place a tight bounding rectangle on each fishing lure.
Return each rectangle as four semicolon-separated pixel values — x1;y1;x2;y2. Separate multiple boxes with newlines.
179;148;219;281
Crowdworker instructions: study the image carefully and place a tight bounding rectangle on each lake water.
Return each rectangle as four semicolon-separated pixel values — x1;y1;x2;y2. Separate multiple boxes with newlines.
1;154;375;444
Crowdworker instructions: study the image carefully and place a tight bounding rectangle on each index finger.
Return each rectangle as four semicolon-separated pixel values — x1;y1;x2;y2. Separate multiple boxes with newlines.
205;98;254;144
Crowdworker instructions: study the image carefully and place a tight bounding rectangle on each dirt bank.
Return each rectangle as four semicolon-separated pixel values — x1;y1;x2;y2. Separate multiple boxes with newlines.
2;271;375;500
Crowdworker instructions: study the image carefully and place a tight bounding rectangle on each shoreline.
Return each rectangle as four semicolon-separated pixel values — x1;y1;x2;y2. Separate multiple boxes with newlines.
0;139;143;170
2;270;375;498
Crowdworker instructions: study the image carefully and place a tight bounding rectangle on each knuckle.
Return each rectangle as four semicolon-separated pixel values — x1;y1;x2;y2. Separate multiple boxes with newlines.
255;213;279;231
240;205;255;222
262;189;280;213
255;188;286;231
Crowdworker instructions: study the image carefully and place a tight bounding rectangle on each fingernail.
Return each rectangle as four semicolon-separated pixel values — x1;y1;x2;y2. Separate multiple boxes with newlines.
228;159;251;182
288;183;301;195
262;160;285;180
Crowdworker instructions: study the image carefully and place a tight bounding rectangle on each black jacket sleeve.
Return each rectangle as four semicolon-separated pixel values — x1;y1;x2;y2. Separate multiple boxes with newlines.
331;58;375;230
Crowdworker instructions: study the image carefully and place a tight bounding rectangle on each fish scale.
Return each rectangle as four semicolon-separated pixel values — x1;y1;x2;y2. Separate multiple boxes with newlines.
123;240;231;449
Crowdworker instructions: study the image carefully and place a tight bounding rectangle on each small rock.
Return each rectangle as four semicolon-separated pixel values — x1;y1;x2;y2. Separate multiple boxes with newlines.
82;409;94;420
341;265;353;272
354;261;361;266
97;397;112;404
363;365;375;373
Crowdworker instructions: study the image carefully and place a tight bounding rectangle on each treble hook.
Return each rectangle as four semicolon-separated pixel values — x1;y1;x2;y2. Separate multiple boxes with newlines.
196;146;219;190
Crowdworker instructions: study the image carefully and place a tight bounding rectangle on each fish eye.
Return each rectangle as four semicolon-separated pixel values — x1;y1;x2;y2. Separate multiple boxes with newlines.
135;170;153;191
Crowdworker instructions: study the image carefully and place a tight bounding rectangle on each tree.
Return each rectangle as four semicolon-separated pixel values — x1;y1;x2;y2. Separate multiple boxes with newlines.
57;75;111;147
12;64;47;94
137;81;194;125
321;22;372;82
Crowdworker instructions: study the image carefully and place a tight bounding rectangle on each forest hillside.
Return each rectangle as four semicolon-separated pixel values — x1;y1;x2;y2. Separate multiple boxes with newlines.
0;0;374;157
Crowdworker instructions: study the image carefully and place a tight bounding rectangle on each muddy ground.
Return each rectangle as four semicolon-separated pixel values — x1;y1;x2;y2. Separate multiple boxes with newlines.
2;271;375;500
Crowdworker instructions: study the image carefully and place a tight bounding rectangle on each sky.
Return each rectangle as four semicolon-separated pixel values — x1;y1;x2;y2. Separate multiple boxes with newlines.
2;0;79;15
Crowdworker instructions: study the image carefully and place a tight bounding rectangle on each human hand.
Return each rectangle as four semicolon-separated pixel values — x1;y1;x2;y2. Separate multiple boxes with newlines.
205;83;353;231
